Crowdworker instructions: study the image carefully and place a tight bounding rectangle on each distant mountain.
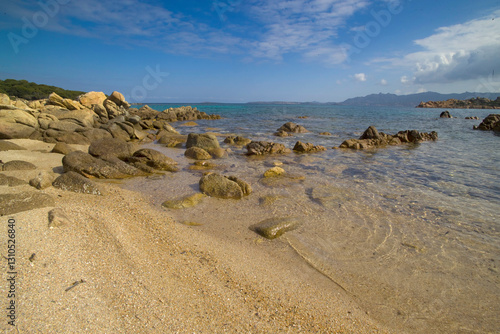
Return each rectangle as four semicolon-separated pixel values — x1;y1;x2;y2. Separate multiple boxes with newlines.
338;92;500;107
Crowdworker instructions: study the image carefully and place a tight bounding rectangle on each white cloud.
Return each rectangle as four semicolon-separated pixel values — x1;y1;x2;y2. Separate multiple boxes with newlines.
380;79;387;85
400;76;409;84
402;10;500;84
354;73;367;82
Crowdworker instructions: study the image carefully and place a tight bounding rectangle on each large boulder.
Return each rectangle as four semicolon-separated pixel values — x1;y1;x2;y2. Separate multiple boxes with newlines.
107;91;130;109
127;149;178;172
57;109;96;128
52;171;103;195
186;133;220;152
0;192;55;215
78;91;107;108
88;138;136;160
62;151;138;179
199;173;250;199
246;141;291;155
48;92;82;110
360;126;380;139
474;114;500;131
0;106;38;139
0;93;11;105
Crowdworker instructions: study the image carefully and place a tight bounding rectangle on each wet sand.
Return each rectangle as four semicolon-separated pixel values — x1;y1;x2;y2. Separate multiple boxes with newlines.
0;139;393;333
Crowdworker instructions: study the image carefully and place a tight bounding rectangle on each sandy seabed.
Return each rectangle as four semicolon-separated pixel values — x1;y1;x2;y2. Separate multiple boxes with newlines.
0;139;394;333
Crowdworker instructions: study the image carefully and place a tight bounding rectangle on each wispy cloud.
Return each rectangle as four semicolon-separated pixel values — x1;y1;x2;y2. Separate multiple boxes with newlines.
3;0;372;64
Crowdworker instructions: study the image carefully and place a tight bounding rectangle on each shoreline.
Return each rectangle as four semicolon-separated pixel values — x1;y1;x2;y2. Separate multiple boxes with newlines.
0;139;393;333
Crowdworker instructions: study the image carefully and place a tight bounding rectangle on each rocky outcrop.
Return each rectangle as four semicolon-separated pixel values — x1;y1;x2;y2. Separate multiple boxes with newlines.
417;97;500;109
293;141;326;153
250;217;302;239
78;91;107;108
199;173;251;199
473;114;500;132
339;126;438;150
246;141;291;155
129;105;220;123
63;151;144;179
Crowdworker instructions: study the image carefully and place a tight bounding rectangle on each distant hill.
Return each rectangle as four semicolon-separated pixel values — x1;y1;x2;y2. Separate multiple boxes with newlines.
0;79;86;101
338;92;500;107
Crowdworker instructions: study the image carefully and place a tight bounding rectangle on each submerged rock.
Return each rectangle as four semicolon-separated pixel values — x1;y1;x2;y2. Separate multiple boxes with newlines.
223;135;252;146
185;147;212;160
246;141;291;155
162;193;206;209
263;167;285;178
250;217;302;239
199;173;251;199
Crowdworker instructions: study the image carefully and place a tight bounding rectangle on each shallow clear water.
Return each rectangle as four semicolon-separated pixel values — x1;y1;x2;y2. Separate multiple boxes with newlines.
125;104;500;333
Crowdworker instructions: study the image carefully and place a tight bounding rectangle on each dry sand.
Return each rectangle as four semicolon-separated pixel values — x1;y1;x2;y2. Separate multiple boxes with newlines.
0;139;394;333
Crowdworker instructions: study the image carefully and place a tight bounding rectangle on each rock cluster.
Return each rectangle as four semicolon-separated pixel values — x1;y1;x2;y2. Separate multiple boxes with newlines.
246;141;291;155
339;126;438;149
417;97;500;109
473;114;500;132
0;91;220;145
199;173;252;199
293;141;326;153
274;122;308;137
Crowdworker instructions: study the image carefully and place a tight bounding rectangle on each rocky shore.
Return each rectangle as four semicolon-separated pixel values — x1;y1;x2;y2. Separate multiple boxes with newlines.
417;96;500;109
2;89;498;332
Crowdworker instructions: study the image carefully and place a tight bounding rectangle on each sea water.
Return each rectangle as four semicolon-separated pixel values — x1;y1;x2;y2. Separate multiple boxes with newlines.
125;104;499;333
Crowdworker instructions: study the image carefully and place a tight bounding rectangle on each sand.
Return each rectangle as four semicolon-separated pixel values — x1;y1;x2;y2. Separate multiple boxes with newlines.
0;139;394;333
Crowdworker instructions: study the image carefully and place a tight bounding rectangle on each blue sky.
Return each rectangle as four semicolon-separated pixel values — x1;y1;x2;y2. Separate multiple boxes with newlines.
1;0;499;102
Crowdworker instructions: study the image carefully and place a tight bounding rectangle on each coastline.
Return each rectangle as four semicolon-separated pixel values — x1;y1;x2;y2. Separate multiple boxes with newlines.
0;139;393;333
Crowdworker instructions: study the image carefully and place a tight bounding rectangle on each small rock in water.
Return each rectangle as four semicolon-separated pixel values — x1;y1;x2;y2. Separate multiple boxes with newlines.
263;167;285;178
250;217;302;239
162;193;206;209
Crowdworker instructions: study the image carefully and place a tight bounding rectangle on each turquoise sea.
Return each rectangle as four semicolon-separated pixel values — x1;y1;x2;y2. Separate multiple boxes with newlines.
126;104;499;333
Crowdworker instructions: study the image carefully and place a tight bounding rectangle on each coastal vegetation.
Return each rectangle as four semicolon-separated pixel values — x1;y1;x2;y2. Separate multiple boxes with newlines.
0;79;85;101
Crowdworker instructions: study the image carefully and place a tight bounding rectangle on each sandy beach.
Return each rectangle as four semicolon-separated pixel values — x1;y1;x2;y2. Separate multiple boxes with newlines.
0;139;394;333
